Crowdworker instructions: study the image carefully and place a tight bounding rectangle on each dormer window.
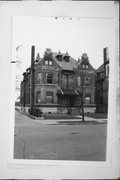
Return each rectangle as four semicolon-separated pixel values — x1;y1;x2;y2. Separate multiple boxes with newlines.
57;56;62;61
45;59;53;66
56;51;62;61
82;64;85;69
81;53;89;69
64;52;70;62
49;60;53;66
82;64;88;69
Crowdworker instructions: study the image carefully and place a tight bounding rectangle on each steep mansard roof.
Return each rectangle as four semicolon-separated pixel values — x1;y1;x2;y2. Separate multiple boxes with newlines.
53;52;77;71
34;50;95;72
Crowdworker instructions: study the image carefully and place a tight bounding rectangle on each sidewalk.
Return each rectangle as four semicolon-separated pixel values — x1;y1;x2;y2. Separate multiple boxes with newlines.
30;115;107;125
18;110;107;125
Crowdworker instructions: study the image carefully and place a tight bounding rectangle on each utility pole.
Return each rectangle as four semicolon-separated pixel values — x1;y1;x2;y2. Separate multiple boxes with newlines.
23;72;26;109
81;74;85;122
30;46;35;115
66;74;69;112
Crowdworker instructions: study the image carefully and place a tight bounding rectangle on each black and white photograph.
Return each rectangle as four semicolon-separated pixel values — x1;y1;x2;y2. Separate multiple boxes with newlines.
0;1;119;179
12;15;113;161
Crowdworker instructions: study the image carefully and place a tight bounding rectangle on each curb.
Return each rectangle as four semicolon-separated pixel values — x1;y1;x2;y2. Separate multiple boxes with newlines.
27;114;44;120
17;110;44;120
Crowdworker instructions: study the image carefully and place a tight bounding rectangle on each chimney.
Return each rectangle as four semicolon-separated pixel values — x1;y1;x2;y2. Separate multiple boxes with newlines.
103;47;109;64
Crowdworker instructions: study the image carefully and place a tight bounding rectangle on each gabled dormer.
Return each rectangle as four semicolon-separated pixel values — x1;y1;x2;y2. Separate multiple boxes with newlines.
35;53;41;63
43;48;53;66
81;53;89;69
63;51;70;62
56;51;62;61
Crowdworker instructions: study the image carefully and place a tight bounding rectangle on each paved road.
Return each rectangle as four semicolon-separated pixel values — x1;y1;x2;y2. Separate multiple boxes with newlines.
14;111;107;161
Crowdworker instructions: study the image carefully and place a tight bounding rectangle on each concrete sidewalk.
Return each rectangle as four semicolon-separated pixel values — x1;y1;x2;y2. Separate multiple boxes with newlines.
18;110;107;125
30;115;107;125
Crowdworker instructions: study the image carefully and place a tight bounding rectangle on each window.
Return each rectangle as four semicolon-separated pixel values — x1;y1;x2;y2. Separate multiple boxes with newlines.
45;60;48;65
49;60;53;66
82;64;88;69
64;57;69;62
85;77;90;85
57;56;62;61
46;91;53;103
45;59;53;66
46;73;53;84
77;76;81;86
85;97;91;104
36;73;41;84
82;64;85;69
86;65;88;69
36;91;41;103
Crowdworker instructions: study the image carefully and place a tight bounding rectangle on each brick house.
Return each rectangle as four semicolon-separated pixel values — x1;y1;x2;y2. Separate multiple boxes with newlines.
96;47;109;113
20;48;96;115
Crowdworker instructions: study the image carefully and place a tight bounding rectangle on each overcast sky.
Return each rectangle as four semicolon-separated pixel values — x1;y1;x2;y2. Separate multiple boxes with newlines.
12;15;115;75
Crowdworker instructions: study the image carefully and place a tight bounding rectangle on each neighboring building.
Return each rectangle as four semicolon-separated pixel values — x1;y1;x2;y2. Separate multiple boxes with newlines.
96;47;109;113
20;48;96;115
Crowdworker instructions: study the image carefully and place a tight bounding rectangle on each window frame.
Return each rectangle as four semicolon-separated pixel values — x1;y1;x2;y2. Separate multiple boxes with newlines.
36;72;41;84
36;91;41;104
44;59;53;66
86;65;89;69
46;73;53;84
46;91;54;104
82;64;85;69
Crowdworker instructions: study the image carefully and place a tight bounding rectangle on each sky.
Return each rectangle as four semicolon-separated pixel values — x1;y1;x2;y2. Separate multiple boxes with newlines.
12;15;115;77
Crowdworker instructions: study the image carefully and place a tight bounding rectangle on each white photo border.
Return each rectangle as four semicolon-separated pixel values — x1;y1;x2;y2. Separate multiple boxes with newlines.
0;1;119;179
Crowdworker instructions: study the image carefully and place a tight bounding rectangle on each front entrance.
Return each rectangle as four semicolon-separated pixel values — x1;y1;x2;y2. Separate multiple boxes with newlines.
58;95;75;108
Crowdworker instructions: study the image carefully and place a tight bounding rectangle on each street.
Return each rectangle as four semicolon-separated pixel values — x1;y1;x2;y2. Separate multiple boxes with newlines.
14;110;107;161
